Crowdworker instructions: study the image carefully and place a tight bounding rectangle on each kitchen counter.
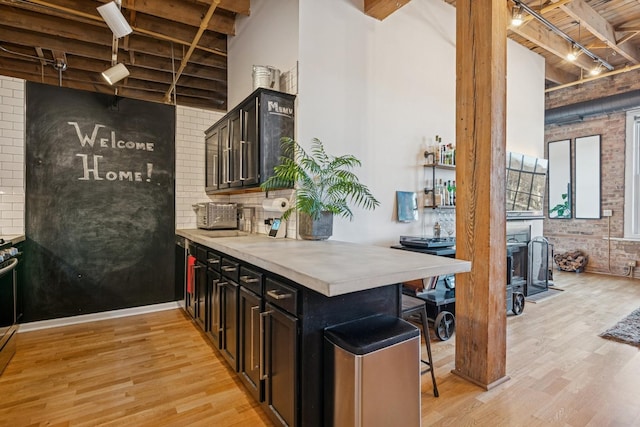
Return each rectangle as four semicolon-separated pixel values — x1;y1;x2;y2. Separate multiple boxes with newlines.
1;235;25;245
177;229;471;297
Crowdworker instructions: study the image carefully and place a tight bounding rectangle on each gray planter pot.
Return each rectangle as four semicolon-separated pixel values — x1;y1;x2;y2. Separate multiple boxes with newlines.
298;211;333;240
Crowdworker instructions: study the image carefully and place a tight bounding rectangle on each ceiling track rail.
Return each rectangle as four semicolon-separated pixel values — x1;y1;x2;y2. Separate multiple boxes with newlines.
513;0;614;71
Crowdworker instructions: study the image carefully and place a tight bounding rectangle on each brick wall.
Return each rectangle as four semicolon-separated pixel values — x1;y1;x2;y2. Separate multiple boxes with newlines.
545;69;640;279
0;76;25;236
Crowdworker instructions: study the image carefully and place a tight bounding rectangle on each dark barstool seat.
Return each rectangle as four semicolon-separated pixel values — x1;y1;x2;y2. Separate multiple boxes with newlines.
401;293;439;397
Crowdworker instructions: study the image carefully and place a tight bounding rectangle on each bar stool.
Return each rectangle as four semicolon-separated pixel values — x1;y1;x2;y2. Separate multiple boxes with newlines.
401;293;439;397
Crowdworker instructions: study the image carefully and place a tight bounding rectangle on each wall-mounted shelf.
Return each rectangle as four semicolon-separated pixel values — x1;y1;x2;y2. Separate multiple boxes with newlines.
424;163;456;171
423;154;456;209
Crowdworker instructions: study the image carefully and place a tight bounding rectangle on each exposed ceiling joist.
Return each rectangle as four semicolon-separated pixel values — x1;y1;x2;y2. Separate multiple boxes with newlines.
364;0;412;20
510;18;596;72
164;0;221;102
553;0;640;64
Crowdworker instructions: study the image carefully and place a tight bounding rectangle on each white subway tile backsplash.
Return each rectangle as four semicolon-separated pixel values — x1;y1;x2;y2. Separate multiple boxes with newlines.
0;75;24;236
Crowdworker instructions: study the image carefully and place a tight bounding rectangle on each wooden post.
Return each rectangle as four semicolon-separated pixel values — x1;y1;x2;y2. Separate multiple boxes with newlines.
454;0;509;389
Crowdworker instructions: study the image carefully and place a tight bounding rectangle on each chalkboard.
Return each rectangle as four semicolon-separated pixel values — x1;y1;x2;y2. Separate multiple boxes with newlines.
24;82;176;322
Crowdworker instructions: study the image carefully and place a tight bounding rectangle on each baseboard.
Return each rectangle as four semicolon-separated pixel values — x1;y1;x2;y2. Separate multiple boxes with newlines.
17;301;185;333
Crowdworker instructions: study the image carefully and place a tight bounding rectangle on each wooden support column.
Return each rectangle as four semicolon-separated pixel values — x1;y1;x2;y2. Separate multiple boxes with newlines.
454;0;508;389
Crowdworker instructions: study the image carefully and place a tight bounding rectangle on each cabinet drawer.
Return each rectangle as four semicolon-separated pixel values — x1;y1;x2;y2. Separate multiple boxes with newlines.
196;245;208;263
207;251;221;271
239;266;263;295
221;258;240;282
265;278;298;315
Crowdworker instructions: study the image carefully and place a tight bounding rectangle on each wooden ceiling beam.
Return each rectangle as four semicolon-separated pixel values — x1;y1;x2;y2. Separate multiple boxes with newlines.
14;0;236;36
0;23;226;75
0;5;113;45
121;0;235;35
195;0;250;16
0;56;225;110
364;0;412;20
545;61;578;85
554;0;640;64
2;2;227;57
164;0;220;101
510;19;595;72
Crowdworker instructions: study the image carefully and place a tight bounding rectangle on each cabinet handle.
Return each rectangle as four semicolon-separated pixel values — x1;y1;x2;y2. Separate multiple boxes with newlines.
240;275;259;284
217;281;227;288
267;289;292;300
259;310;273;380
221;266;237;272
250;305;260;370
222;147;230;183
207;258;220;265
240;140;246;180
213;154;218;186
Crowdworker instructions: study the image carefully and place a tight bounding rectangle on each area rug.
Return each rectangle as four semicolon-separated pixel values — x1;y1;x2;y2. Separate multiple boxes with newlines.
600;308;640;348
525;288;564;304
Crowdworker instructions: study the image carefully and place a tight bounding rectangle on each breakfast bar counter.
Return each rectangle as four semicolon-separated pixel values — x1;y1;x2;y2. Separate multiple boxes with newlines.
176;229;471;426
177;229;471;297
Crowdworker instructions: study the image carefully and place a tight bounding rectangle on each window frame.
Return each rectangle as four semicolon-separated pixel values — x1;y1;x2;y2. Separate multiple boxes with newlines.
624;109;640;239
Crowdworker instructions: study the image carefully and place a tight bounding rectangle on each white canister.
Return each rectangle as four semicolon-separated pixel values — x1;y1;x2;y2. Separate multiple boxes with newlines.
252;65;281;91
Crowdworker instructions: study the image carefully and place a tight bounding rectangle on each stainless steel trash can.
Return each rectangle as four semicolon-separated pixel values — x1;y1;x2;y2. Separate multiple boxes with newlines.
324;314;421;427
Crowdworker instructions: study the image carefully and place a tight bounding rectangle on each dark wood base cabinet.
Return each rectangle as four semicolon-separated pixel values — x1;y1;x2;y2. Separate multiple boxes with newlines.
263;302;298;427
239;287;262;401
183;239;400;427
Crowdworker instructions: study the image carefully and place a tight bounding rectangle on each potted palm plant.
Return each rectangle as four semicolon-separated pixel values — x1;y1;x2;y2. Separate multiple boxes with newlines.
260;137;380;240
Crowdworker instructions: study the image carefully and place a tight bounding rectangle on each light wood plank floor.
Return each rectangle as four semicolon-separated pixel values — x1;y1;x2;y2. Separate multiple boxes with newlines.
1;271;639;426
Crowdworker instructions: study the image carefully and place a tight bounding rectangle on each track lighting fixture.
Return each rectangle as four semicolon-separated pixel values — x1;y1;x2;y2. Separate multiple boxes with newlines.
511;0;613;72
590;62;604;76
511;4;523;27
102;63;130;85
566;44;581;62
97;1;132;39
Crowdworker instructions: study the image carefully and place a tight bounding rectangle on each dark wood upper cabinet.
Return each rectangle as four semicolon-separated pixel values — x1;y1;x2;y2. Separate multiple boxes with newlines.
205;88;295;194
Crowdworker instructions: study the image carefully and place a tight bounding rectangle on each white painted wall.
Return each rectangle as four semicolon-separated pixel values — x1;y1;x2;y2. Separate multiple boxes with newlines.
227;0;299;107
506;39;545;158
295;0;545;245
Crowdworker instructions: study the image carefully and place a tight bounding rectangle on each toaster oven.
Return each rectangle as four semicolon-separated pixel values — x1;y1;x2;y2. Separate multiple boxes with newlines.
193;203;238;230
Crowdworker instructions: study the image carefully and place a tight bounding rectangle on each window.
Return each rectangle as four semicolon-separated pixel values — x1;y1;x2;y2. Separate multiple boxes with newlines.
625;109;640;239
506;152;548;215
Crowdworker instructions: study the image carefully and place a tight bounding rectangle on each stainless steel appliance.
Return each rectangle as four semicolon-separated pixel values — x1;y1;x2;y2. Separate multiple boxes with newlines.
0;238;20;374
193;202;238;230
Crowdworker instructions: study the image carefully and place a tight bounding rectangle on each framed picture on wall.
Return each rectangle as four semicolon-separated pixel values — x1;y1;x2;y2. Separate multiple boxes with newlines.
574;135;601;219
547;139;572;219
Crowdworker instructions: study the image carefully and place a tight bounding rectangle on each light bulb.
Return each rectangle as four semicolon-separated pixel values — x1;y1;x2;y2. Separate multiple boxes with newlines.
511;5;524;27
590;62;604;76
567;45;580;62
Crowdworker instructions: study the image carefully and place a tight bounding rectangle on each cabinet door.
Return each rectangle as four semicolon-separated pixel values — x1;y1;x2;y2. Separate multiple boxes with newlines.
207;270;222;347
220;278;239;370
229;111;243;188
259;92;295;186
195;261;208;330
219;120;231;190
205;126;219;192
241;98;259;186
264;303;298;427
239;287;263;401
